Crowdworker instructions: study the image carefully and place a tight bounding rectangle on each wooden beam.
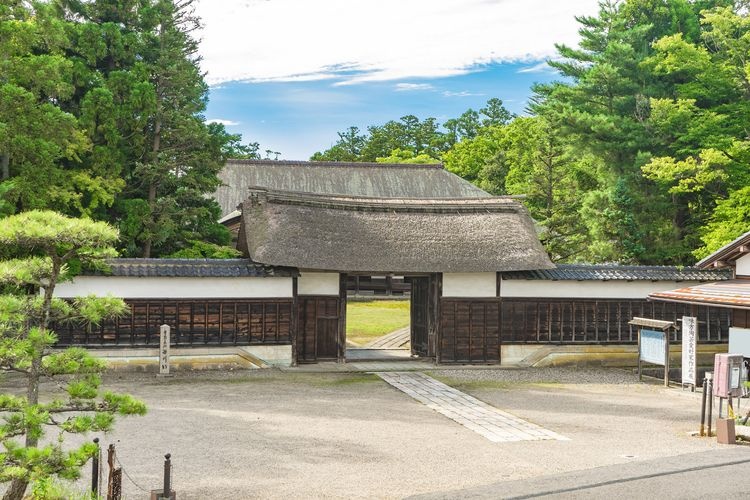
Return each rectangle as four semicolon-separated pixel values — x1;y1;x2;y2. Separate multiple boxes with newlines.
338;273;347;363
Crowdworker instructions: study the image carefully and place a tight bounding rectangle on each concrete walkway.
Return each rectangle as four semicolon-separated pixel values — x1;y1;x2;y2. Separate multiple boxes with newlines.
378;371;568;443
411;447;750;499
366;326;411;348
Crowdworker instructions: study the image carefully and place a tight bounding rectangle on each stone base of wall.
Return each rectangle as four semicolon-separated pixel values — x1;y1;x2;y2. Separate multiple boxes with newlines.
89;345;293;372
501;343;728;368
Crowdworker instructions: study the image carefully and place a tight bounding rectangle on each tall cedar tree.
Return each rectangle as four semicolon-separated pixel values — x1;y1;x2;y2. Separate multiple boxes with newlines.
0;2;94;214
530;0;733;264
61;0;231;257
0;212;146;500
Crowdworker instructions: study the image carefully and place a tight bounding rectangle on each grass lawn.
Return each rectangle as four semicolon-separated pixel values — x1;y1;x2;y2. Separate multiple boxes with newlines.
346;300;410;346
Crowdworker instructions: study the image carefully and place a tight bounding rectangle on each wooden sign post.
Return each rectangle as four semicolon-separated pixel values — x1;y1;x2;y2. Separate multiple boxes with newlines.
681;316;698;391
159;324;171;377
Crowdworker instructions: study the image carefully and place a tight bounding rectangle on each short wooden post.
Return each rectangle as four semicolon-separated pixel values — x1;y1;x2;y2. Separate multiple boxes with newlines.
159;324;171;377
664;330;670;387
91;438;100;497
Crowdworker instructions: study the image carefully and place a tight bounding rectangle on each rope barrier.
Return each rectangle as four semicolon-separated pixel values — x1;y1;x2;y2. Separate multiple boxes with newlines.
114;455;151;493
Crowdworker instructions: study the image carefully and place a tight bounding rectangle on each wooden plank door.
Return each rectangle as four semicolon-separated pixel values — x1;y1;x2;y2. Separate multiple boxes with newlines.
297;296;340;363
411;277;429;357
316;317;339;360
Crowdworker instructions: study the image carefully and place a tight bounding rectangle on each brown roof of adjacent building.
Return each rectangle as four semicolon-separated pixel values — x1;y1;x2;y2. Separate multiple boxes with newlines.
213;159;491;217
649;279;750;310
238;188;554;273
696;229;750;269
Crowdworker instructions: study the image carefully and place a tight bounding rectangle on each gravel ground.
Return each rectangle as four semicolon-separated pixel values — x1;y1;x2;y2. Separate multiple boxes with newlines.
430;366;642;385
1;367;719;499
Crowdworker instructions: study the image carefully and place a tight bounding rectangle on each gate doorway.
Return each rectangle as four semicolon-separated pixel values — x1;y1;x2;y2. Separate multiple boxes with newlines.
295;274;440;364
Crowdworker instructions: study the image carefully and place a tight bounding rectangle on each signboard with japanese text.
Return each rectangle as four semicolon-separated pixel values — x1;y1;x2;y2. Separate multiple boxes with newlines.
640;329;666;366
681;316;697;387
159;324;170;375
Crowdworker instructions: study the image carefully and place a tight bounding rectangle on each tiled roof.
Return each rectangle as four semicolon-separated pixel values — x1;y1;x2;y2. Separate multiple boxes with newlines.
502;264;731;281
650;280;750;310
86;259;297;278
214;159;490;218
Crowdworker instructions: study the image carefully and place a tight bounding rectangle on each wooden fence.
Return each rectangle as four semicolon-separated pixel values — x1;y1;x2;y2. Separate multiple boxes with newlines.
55;299;292;347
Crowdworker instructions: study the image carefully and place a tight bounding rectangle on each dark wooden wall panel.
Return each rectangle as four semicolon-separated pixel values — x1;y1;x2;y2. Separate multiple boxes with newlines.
55;298;292;348
499;299;730;344
440;299;500;364
733;309;750;329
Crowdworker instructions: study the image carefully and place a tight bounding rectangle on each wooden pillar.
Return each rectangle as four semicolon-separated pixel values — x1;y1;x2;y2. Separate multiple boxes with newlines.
291;277;299;367
427;273;442;363
338;273;347;363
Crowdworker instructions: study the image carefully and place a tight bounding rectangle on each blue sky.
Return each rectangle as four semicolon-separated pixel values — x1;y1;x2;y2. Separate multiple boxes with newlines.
205;62;561;159
196;0;599;159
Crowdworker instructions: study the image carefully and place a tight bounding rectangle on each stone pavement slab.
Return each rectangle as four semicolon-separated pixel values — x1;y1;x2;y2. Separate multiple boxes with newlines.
377;371;569;443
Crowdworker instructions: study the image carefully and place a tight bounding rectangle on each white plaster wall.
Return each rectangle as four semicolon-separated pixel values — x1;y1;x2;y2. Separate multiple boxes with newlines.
500;280;704;299
728;327;750;357
298;272;340;296
442;273;496;298
53;276;293;299
736;254;750;277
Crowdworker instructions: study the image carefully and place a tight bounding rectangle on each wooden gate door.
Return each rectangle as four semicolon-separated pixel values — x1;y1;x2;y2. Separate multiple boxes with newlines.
297;296;340;363
316;317;339;360
411;277;429;357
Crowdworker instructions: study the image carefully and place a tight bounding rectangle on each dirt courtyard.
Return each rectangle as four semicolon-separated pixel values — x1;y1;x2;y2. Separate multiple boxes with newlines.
11;367;725;498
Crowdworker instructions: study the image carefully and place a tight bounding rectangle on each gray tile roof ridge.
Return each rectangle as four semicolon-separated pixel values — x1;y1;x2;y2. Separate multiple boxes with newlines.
226;159;445;169
246;187;522;212
83;258;298;278
503;263;731;281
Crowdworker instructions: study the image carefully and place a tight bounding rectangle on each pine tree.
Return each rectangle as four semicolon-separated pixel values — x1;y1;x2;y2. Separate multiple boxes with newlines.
0;211;146;500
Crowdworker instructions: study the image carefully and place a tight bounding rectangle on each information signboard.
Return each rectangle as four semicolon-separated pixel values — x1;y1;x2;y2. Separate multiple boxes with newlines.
681;316;698;387
640;329;666;366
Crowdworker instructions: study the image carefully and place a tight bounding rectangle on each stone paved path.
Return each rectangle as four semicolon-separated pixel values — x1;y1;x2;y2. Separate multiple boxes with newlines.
366;326;411;348
377;371;569;443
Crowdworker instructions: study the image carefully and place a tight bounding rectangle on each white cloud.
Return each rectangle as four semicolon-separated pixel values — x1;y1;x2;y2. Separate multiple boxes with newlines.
394;83;435;92
443;90;484;97
195;0;599;85
517;61;555;74
206;118;240;126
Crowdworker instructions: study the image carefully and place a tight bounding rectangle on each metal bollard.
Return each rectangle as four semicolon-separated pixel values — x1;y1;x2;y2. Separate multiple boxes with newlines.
91;438;100;496
706;372;714;437
162;453;172;499
700;376;708;436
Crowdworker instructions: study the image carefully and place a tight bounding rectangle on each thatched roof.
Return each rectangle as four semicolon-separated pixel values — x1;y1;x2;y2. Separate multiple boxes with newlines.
239;189;553;273
214;160;490;217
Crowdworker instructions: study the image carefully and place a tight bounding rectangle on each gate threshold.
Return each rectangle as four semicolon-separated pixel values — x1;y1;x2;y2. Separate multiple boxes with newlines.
346;348;414;362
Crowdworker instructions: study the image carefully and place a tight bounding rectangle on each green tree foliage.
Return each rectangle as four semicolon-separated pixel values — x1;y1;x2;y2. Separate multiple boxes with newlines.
55;0;234;257
443;118;599;261
0;211;146;500
641;5;750;258
375;148;440;164
311;99;514;162
1;0;254;258
0;2;92;214
526;0;730;264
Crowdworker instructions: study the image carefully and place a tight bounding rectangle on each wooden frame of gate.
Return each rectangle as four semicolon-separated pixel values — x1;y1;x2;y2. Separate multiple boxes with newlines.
292;272;443;364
